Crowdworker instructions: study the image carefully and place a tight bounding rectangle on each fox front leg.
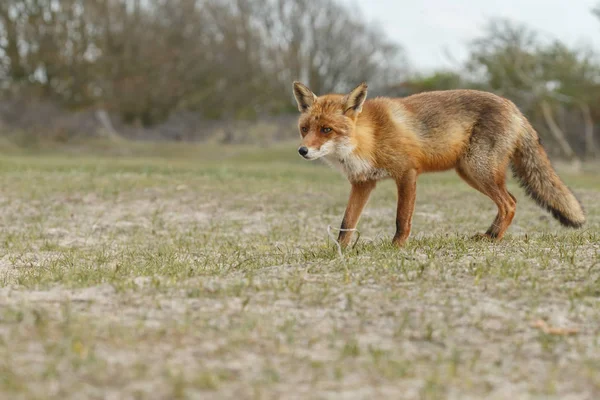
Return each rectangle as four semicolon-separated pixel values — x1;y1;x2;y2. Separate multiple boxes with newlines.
337;180;377;248
393;169;418;247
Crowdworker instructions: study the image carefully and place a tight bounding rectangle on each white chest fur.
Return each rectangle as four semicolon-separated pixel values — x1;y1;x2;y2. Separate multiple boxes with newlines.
323;152;389;182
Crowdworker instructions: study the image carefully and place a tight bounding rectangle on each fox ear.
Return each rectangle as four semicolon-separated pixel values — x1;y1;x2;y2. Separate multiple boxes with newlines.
343;82;368;115
293;81;317;113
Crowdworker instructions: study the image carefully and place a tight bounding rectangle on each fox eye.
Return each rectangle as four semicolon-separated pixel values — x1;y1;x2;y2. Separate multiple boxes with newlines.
321;127;332;134
301;127;308;133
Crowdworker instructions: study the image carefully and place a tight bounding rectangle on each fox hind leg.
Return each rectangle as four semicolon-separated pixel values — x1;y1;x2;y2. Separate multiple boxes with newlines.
456;162;517;241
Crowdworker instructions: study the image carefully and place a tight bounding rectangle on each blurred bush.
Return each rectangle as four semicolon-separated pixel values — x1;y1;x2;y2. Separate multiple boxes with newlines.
0;1;599;160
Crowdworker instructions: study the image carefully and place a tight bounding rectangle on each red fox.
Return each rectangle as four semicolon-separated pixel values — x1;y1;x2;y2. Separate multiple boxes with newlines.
292;81;585;247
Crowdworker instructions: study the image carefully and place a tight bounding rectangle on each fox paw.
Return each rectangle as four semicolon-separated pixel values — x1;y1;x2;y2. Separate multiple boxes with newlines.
471;233;493;241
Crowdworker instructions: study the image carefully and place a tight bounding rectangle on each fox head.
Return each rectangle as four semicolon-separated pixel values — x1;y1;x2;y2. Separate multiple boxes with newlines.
292;81;367;160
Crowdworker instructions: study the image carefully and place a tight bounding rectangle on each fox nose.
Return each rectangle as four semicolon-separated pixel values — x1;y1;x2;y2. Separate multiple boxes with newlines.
298;146;309;157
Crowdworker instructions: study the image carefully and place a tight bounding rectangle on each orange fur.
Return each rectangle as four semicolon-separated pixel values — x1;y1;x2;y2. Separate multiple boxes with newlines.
292;82;585;246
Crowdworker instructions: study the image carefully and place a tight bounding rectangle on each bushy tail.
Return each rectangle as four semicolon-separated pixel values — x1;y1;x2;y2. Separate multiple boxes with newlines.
511;124;585;228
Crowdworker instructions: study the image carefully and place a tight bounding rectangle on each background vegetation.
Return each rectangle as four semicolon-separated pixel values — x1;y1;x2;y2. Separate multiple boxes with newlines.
1;0;600;159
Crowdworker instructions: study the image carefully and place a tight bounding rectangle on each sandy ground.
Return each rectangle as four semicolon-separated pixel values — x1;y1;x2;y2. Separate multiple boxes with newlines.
1;152;599;399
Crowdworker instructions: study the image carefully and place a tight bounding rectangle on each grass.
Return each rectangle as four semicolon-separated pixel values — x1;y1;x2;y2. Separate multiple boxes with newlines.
0;140;599;399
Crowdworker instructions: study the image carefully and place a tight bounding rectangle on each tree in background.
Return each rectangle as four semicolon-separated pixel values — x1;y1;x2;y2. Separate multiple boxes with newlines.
465;19;599;160
0;0;407;124
0;0;599;160
395;18;600;161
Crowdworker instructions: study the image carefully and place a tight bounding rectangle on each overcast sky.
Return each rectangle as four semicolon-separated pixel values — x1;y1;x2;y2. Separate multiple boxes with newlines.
340;0;600;71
